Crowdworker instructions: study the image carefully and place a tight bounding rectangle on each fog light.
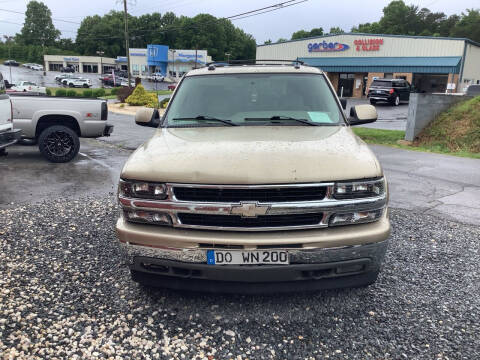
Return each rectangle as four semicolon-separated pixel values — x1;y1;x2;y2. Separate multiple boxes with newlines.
330;209;383;226
124;210;172;226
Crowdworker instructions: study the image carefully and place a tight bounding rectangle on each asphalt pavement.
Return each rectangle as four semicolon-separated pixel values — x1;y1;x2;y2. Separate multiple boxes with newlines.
346;97;408;130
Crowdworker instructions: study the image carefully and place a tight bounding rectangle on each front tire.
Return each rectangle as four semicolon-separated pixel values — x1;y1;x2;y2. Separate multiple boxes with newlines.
38;125;80;163
69;83;74;88
83;84;89;88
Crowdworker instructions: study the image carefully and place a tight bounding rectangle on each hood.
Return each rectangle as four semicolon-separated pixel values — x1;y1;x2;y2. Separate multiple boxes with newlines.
121;126;382;184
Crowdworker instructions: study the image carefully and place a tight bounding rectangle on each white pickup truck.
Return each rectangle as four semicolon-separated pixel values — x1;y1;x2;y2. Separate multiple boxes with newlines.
8;81;46;94
11;94;113;162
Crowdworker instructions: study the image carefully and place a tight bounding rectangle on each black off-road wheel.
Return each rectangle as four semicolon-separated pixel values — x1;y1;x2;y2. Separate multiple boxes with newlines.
38;125;80;163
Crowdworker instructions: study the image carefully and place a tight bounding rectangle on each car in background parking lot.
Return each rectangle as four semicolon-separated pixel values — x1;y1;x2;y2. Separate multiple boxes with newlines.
60;66;75;73
8;81;46;94
66;78;91;88
3;60;19;66
368;78;411;106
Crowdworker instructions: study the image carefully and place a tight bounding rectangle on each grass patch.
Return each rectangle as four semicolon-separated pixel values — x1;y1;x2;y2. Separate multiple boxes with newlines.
353;127;480;159
413;96;480;155
148;90;173;96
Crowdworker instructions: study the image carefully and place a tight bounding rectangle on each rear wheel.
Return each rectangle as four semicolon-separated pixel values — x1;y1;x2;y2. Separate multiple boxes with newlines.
69;83;74;88
83;84;89;88
38;125;80;163
392;95;400;106
369;99;376;105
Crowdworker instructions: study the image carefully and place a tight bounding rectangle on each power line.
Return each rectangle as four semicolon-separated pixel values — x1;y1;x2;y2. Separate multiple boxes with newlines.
1;1;309;42
230;0;308;21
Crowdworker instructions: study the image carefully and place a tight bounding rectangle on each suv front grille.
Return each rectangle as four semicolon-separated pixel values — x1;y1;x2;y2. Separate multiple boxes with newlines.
173;186;327;203
178;212;324;229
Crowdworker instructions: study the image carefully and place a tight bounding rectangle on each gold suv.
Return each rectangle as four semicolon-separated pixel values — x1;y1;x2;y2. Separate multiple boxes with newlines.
116;62;390;293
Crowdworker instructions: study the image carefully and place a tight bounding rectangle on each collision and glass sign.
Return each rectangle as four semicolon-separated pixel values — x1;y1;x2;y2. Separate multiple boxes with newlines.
308;41;349;52
354;38;384;51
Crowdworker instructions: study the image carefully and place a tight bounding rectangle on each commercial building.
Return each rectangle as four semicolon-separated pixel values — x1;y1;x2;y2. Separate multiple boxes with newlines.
115;45;211;78
44;55;117;74
256;33;480;97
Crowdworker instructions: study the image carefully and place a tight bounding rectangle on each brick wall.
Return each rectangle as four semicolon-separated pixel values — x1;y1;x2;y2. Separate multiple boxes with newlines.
326;72;339;92
393;72;413;83
366;72;384;92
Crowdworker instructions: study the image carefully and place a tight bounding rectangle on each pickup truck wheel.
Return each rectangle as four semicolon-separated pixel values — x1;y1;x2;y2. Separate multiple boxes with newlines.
38;125;80;163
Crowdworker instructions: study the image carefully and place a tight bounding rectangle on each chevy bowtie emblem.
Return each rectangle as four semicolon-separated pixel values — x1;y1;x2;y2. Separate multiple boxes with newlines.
230;202;270;218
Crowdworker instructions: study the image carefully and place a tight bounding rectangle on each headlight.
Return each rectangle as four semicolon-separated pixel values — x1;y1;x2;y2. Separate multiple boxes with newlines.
334;178;385;199
329;209;384;226
123;210;172;226
119;180;168;200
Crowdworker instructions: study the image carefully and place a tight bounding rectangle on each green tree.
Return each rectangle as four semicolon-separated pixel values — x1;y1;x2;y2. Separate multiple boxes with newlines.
309;28;324;36
328;27;344;34
291;30;310;40
16;1;60;46
450;9;480;42
264;39;272;45
277;38;288;43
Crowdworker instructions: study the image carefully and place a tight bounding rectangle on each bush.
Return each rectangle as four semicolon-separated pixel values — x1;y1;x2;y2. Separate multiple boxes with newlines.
125;85;158;108
66;89;77;97
110;87;121;95
92;88;105;98
82;89;93;98
117;86;134;103
55;89;67;97
160;97;170;108
45;88;52;96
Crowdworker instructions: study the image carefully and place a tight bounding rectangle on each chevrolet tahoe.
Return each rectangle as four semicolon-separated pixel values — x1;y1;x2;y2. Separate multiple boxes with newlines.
116;62;390;293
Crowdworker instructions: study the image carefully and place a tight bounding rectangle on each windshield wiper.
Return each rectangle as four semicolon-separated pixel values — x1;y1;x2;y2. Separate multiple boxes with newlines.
172;115;237;126
244;115;319;126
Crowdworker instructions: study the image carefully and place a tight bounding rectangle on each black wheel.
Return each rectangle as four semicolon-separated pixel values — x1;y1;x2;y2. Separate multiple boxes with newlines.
369;99;376;105
0;148;7;156
38;125;80;163
391;95;400;106
83;84;89;88
69;83;74;88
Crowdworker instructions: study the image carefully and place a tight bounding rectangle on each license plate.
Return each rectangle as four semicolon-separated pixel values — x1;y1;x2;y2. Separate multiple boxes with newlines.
206;250;289;265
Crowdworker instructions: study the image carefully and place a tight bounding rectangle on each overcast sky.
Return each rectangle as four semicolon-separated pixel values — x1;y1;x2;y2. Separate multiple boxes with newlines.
1;0;479;44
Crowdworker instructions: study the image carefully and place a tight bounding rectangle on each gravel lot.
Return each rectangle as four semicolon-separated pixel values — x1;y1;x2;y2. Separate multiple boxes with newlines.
1;197;479;359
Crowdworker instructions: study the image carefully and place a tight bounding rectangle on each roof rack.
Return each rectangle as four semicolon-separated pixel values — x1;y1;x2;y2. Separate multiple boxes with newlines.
206;59;304;70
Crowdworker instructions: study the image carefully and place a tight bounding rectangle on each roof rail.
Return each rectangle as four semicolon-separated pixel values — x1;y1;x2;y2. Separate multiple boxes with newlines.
205;59;305;68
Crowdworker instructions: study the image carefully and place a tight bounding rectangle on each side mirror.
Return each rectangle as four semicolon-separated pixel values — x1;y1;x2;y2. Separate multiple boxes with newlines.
135;108;160;128
340;98;347;110
348;104;377;126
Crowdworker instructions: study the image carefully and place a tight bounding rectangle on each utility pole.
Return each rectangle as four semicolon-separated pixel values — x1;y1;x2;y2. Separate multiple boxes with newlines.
123;0;132;88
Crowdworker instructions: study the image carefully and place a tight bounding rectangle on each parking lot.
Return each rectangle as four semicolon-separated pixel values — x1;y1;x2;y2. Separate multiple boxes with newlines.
1;108;479;358
0;64;170;91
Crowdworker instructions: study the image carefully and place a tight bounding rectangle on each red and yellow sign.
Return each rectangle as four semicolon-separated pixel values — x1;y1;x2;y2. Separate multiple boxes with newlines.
354;38;383;51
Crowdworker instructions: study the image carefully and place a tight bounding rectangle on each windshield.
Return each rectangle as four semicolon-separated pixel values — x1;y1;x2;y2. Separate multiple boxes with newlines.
165;73;344;127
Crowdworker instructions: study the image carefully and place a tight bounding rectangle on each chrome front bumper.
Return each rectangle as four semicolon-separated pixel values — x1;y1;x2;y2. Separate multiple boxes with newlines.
120;240;388;267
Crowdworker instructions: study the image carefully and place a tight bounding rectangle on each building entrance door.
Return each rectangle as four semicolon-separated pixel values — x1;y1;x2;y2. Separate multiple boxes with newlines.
338;73;355;97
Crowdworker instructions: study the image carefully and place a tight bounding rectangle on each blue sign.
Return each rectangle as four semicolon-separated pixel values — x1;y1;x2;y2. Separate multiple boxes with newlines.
64;57;79;61
308;41;349;52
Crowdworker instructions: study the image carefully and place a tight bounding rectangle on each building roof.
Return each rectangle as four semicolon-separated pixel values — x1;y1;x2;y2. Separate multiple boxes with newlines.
257;32;480;48
298;56;462;74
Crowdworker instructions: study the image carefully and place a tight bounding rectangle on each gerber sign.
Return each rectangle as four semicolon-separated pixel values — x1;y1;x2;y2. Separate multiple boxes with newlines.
308;41;349;52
